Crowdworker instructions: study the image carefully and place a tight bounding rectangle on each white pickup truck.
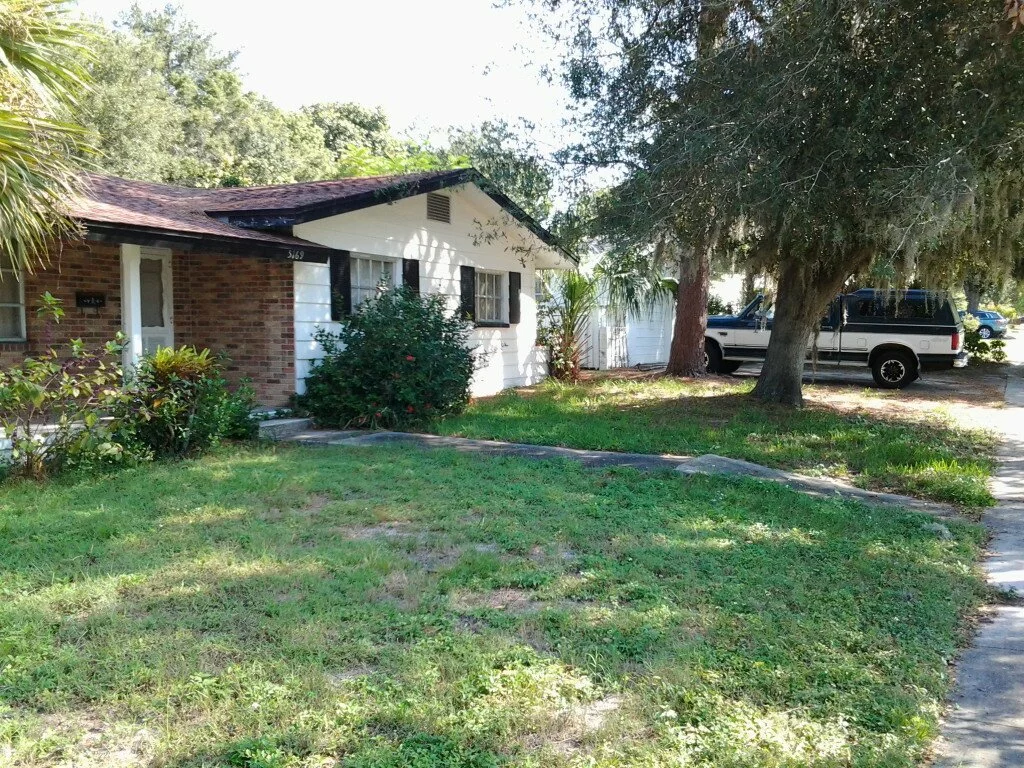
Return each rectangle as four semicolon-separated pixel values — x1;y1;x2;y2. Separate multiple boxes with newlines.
705;288;968;388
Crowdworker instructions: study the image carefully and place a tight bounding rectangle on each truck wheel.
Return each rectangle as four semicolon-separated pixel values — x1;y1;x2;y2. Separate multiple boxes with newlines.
704;340;723;374
871;350;917;389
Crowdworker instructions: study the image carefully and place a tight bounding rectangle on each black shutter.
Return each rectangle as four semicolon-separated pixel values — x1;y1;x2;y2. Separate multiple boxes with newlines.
330;250;351;320
403;258;420;294
459;265;476;322
508;271;522;324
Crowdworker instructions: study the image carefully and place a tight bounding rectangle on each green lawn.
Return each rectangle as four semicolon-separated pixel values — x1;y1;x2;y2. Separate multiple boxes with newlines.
432;376;996;508
0;445;988;767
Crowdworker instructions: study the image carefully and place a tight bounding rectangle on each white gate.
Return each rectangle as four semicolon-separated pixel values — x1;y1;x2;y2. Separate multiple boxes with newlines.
599;326;629;369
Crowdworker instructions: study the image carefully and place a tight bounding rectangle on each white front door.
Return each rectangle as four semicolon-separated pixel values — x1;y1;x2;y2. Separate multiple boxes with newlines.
139;248;173;354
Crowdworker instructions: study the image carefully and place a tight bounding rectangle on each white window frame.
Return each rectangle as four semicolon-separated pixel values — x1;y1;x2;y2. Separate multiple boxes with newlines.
0;254;26;342
350;254;400;310
475;270;506;324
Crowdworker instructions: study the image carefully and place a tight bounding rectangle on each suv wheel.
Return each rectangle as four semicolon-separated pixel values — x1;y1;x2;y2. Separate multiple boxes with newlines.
978;325;993;339
704;340;723;373
871;350;917;389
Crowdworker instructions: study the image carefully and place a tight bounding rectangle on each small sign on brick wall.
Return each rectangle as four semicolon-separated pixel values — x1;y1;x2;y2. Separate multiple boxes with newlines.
75;292;106;309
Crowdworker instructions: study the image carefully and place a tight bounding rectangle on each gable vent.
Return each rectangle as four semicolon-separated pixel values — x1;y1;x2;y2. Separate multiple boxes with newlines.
426;192;451;223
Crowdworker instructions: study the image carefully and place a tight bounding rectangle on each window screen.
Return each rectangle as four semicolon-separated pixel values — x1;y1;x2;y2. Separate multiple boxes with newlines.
140;258;165;328
351;256;394;309
475;271;505;323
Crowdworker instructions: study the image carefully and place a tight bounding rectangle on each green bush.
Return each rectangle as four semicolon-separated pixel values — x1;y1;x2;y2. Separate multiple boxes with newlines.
0;335;138;480
220;378;259;440
707;294;734;315
962;314;1007;363
0;294;147;480
537;271;598;382
299;286;476;429
116;346;253;457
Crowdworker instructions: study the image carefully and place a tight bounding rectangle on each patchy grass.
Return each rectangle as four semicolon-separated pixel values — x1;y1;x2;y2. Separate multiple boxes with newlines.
432;375;997;508
0;445;987;767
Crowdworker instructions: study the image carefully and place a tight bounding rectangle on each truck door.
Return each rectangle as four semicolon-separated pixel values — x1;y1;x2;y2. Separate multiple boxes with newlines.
731;297;772;359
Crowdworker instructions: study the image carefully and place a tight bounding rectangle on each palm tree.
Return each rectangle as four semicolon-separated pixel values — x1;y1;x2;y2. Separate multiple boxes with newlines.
1;0;92;272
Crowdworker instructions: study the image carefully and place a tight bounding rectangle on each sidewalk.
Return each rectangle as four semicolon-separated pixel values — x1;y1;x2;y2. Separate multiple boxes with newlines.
934;367;1024;767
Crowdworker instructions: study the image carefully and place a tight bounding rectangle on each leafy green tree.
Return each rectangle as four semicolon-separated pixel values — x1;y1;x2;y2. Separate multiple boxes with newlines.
536;0;1024;404
81;3;332;186
449;120;553;222
334;141;454;178
303;102;394;158
0;0;92;272
77;26;184;180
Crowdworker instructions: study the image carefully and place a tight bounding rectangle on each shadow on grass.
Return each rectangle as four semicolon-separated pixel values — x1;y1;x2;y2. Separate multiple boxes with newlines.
0;446;991;767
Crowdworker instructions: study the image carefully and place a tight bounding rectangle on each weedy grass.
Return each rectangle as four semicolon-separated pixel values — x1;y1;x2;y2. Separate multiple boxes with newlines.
433;376;997;508
0;444;987;766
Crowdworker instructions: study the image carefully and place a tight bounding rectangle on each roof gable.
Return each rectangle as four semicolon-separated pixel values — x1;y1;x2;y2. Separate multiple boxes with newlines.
70;170;572;263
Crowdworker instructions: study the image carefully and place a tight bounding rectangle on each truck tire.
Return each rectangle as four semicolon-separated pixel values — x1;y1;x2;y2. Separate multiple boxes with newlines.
704;340;723;373
871;350;917;389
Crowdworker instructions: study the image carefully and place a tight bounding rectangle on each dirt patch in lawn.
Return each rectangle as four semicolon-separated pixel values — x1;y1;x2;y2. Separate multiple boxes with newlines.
36;709;156;768
335;521;419;541
452;588;544;614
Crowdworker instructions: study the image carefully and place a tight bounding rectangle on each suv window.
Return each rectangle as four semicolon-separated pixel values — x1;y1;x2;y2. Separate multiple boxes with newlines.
849;293;952;323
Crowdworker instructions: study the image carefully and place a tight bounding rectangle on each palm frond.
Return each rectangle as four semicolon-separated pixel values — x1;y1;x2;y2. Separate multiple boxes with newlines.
0;0;93;272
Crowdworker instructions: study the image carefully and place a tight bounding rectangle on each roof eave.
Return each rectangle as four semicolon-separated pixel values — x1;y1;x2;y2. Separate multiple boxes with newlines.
81;221;336;263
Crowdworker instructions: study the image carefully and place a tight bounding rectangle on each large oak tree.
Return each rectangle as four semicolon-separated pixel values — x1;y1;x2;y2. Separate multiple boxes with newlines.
537;0;1024;404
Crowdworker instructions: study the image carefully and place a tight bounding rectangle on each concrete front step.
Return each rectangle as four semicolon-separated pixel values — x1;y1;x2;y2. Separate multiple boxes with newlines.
258;417;314;441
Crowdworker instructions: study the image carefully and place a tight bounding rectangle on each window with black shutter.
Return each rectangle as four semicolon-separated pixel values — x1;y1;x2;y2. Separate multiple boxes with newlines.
508;271;521;324
329;251;351;320
459;265;476;322
403;259;420;294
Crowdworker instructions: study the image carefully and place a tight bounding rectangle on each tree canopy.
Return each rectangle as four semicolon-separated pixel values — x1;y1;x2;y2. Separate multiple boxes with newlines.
76;4;557;223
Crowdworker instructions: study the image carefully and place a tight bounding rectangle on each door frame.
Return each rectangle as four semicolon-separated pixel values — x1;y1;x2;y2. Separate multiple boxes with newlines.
139;247;174;354
120;244;174;371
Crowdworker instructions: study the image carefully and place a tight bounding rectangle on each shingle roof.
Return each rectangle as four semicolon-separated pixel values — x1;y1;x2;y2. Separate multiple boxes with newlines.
71;174;332;254
68;169;569;261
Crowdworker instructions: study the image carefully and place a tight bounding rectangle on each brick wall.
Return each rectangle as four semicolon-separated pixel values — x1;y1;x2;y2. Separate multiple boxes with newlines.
173;251;294;406
0;241;123;368
0;241;296;406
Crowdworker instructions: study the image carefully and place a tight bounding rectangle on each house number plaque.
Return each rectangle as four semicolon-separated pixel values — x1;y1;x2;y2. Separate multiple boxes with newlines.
76;292;106;309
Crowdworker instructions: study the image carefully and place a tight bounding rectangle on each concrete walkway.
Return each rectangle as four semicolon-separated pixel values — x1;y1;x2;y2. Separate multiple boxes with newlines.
283;428;960;518
934;367;1024;767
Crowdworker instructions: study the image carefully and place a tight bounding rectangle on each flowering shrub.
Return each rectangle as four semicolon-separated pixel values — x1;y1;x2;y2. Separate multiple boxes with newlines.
299;286;476;428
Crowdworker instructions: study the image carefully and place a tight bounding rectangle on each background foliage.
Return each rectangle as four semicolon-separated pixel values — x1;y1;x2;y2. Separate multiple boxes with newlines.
75;4;557;223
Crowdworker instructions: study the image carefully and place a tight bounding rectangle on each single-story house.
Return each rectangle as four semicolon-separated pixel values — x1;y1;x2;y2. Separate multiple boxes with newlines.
0;169;574;405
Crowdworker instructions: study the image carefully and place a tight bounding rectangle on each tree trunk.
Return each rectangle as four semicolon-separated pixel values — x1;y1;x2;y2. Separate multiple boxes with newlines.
752;259;845;406
741;268;757;305
666;247;710;376
963;278;983;313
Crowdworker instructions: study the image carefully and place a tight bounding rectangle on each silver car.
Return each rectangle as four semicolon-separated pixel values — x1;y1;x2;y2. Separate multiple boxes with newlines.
971;310;1009;339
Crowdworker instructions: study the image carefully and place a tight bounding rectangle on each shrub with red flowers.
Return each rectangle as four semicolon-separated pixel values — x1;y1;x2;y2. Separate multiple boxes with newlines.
298;286;477;429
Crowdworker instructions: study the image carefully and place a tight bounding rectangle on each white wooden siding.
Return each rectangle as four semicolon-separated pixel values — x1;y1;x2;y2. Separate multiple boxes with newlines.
292;184;557;397
624;301;674;366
